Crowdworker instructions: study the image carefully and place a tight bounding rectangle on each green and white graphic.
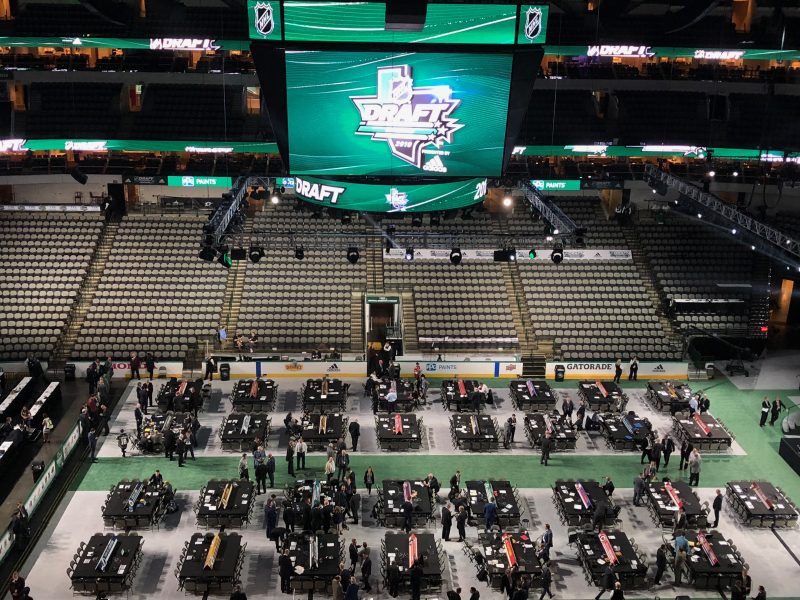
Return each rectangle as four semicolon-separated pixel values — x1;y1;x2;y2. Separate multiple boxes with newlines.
518;5;549;44
285;51;513;177
248;0;282;40
293;175;488;213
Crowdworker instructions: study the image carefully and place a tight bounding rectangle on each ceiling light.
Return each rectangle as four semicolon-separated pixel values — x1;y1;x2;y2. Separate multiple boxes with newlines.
708;170;716;177
270;191;281;204
404;247;414;261
697;213;703;219
449;248;462;265
732;171;739;177
731;228;737;234
528;249;537;259
551;246;564;264
346;246;360;264
248;246;264;263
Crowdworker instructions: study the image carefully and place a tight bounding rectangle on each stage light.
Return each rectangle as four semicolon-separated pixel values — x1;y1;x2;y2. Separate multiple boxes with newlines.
546;235;553;242
508;250;516;261
271;191;281;204
347;247;360;264
528;249;537;259
404;247;414;261
411;214;423;227
708;170;716;177
295;245;305;260
751;245;756;250
218;251;232;269
552;228;560;235
731;228;737;234
786;239;792;245
493;249;516;262
551;245;564;264
449;248;462;265
697;213;703;219
199;247;216;261
652;189;657;194
341;213;352;225
502;190;512;207
733;171;739;177
248;246;264;263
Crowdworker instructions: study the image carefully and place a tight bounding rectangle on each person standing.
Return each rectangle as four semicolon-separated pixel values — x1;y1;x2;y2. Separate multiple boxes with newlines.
662;434;675;468
238;453;249;479
204;356;217;382
650;437;663;471
387;561;401;598
325;456;336;482
286;441;295;477
628;356;639;381
688;448;702;486
674;532;689;585
468;587;480;600
538;561;553;600
345;576;360;600
348;419;360;451
87;428;98;463
87;360;100;394
144;353;155;380
770;396;786;426
337;449;350;481
130;351;141;379
613;358;622;384
483;499;497;532
510;413;517;442
679;440;693;471
594;564;618;600
712;489;723;527
363;467;375;495
349;539;359;571
265;496;278;539
752;585;766;600
441;503;453;541
610;581;625;600
541;523;553;562
409;562;423;600
759;396;770;427
278;548;293;593
266;453;275;488
633;473;645;506
639;434;651;465
456;505;467;542
8;571;30;600
255;455;267;494
361;555;372;592
540;432;552;466
653;543;667;585
296;437;307;470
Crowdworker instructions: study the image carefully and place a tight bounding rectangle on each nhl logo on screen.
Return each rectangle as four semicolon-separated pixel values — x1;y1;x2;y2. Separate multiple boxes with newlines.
254;2;274;36
525;7;542;40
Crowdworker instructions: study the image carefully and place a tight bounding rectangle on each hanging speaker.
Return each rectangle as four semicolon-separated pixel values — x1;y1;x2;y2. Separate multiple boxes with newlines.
70;166;88;185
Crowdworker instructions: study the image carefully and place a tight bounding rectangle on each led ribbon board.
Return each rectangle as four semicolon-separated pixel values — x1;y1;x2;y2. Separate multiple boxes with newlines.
408;533;418;568
285;51;512;177
598;531;618;565
693;413;713;437
697;532;719;566
502;533;518;567
126;482;144;513
204;534;221;570
394;414;403;435
575;482;592;509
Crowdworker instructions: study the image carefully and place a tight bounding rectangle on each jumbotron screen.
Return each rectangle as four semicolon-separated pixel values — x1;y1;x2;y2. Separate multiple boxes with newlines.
284;50;513;177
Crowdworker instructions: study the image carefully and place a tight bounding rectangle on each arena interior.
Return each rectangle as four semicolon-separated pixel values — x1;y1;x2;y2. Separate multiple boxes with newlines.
2;1;800;599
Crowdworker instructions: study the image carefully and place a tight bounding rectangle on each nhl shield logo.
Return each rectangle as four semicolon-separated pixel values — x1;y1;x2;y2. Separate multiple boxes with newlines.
525;7;542;41
254;2;274;37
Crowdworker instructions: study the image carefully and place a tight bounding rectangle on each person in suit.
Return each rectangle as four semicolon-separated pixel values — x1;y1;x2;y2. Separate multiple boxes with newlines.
348;419;360;451
265;496;278;539
133;405;144;437
541;523;553;561
145;354;155;380
409;562;424;600
540;432;552;466
87;428;98;462
770;396;786;426
633;473;646;506
673;506;687;535
742;568;752;596
283;502;296;533
345;577;359;600
603;476;615;497
447;587;462;600
402;499;414;533
361;555;372;591
86;360;100;394
295;437;307;470
387;561;401;598
301;497;313;532
468;587;480;600
163;428;176;461
363;467;375;495
449;470;461;497
594;564;619;600
130;351;141;379
483;499;497;532
688;448;702;486
176;433;187;467
286;440;296;477
613;358;622;383
204;356;217;382
610;581;625;600
712;489;723;527
538;561;553;600
759;396;771;427
456;505;468;542
349;539;359;571
752;585;766;600
278;549;293;593
628;356;639;381
679;440;693;470
337;449;350;481
441;503;453;541
653;543;667;585
662;434;675;467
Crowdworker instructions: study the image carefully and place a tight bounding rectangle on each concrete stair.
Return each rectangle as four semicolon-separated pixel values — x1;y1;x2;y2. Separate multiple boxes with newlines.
500;261;536;354
400;291;420;353
50;221;119;368
219;223;253;342
350;290;365;354
521;354;547;378
365;237;384;292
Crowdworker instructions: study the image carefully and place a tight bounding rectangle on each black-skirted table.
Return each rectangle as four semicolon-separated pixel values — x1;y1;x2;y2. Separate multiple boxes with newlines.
673;413;732;452
645;480;704;528
646;381;693;414
157;378;203;413
373;379;417;413
465;480;521;528
219;413;270;452
0;377;34;421
303;379;347;411
0;429;24;473
139;411;196;453
286;532;341;592
69;533;143;595
577;381;625;411
553;480;616;527
666;530;744;590
601;412;652;451
450;414;500;451
440;379;484;412
576;530;648;589
102;480;169;529
286;479;339;526
375;413;422;450
524;412;577;451
383;532;442;592
231;378;277;413
195;480;254;528
380;479;432;528
509;379;555;411
479;531;542;589
177;532;243;594
296;412;346;450
27;381;61;428
726;481;799;528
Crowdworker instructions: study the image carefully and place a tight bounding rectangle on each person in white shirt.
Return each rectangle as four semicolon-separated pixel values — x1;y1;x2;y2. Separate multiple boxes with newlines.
628;356;639;381
296;438;308;470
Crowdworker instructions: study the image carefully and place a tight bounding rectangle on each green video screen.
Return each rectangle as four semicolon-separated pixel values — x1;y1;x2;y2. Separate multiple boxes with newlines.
282;2;517;44
285;50;513;177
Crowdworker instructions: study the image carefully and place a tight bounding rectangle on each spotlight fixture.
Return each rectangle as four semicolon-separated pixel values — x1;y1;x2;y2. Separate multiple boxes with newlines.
341;213;352;225
652;189;657;194
528;249;537;259
546;235;554;242
248;246;264;263
295;245;305;260
231;248;247;261
218;250;232;269
552;228;560;235
347;246;360;264
449;248;462;265
199;246;216;261
270;190;281;204
732;171;739;177
551;245;564;264
502;189;512;207
404;247;415;261
731;228;737;235
411;214;423;227
708;170;716;177
751;245;756;251
697;213;703;219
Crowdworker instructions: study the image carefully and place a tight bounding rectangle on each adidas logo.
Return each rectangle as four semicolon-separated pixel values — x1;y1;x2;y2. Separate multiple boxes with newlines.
327;363;340;372
652;364;665;372
423;156;447;172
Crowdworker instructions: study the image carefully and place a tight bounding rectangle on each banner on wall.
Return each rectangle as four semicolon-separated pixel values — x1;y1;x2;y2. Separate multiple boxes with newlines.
397;360;522;379
69;360;184;379
0;205;101;212
545;361;687;380
385;248;632;261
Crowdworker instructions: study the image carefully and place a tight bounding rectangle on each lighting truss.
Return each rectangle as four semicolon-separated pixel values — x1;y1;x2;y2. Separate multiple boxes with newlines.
645;164;800;270
518;180;579;239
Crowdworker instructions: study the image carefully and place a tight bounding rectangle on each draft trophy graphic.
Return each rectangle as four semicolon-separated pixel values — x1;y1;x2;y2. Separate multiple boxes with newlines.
254;2;274;37
351;65;463;174
525;7;542;41
385;188;410;211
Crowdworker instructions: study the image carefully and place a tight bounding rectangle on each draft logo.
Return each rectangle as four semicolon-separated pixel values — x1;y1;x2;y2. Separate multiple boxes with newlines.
525;7;543;41
351;65;463;172
254;2;274;37
385;188;410;211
